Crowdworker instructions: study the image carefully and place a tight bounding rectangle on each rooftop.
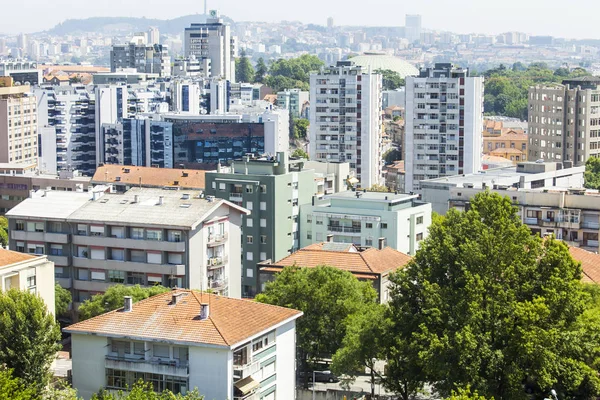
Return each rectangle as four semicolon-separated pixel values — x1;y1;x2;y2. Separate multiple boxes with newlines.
349;54;419;78
261;242;412;278
64;290;302;348
569;247;600;284
6;190;94;220
0;249;38;268
92;165;207;190
327;190;417;203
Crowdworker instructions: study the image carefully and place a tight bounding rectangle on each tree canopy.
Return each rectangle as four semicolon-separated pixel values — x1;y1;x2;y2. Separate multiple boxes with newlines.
256;266;377;386
0;216;7;247
55;283;72;317
235;50;255;83
375;69;405;91
584;156;600;190
291;148;309;159
265;55;324;91
0;289;61;396
0;368;35;400
78;285;170;320
92;380;203;399
254;57;268;83
385;191;600;399
292;118;309;139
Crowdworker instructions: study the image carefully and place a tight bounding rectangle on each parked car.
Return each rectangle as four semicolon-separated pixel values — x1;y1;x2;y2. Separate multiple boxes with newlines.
299;370;340;383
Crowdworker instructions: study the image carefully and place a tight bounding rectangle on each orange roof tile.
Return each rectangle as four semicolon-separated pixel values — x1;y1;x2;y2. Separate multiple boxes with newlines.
265;242;411;276
569;247;600;284
65;290;302;348
92;165;207;190
490;148;525;155
0;249;37;267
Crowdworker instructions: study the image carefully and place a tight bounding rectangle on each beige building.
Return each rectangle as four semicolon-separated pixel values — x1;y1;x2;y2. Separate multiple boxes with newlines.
0;78;38;166
0;249;55;315
528;76;600;165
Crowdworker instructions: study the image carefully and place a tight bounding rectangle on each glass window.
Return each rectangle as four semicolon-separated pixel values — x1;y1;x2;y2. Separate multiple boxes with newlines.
153;344;169;358
260;202;267;210
168;230;182;242
127;272;145;285
260;219;267;227
131;250;145;263
416;216;424;225
111;226;125;238
381;223;388;229
247;236;253;244
146;229;162;241
109;270;125;283
133;342;145;356
50;244;63;256
77;269;89;281
147;252;162;264
260;235;267;244
131;228;144;240
15;220;24;231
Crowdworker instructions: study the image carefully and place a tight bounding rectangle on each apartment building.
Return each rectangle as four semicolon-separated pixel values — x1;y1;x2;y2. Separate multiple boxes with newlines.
300;191;431;255
309;60;383;188
184;11;237;81
91;165;205;193
171;81;201;114
528;76;600;165
405;63;484;192
259;241;412;302
0;80;38;166
276;89;309;119
205;153;349;297
6;188;248;304
110;43;171;77
65;289;302;400
35;85;96;175
420;161;585;214
0;249;55;315
483;120;528;163
0;59;41;85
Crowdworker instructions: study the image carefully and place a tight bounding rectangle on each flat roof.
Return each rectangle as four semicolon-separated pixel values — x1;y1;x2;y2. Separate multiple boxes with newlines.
327;191;418;203
6;190;93;220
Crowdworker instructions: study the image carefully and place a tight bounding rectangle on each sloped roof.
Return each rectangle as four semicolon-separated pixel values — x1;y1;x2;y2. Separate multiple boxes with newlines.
569;246;600;284
65;290;302;348
0;249;37;268
92;165;206;190
265;242;412;276
350;54;419;78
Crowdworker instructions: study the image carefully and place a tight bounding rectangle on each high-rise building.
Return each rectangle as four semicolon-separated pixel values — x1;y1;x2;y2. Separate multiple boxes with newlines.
0;80;38;166
405;14;422;44
327;17;334;29
276;89;309;119
404;63;484;192
528;77;600;165
309;61;383;188
171;81;201;114
17;33;27;53
0;39;6;56
184;10;236;81
110;42;171;77
147;27;160;45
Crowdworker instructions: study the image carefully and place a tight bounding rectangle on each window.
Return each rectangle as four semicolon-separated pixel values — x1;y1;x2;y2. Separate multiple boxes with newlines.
110;249;125;261
90;225;104;236
50;244;63;256
168;253;183;265
16;242;25;252
306;215;312;223
77;224;87;235
307;232;312;240
168;230;182;242
110;226;124;238
246;219;253;228
247;236;253;244
365;238;373;246
91;270;106;281
219;183;226;191
260;219;267;228
26;273;36;290
77;269;89;281
147;252;162;264
15;220;24;231
246;185;253;193
90;248;105;260
153;344;169;358
133;342;145;356
416;233;424;242
106;368;127;389
27;244;44;255
381;223;388;229
417;216;424;225
49;222;61;233
260;252;267;261
246;252;254;261
316;216;323;225
246;268;254;278
127;272;145;285
365;223;373;229
34;222;44;232
109;270;125;283
131;250;145;263
131;228;144;240
246;201;253;211
260;235;267;244
146;229;162;241
260;202;267;211
260;185;267;193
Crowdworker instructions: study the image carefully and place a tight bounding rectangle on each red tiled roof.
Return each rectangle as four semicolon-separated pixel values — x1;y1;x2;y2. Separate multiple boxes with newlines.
65;290;302;347
569;247;600;284
0;249;37;267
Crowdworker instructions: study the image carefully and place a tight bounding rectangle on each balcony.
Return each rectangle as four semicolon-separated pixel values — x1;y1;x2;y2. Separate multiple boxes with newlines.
11;231;69;244
233;360;261;380
72;257;185;275
72;235;186;252
105;355;189;377
48;255;69;266
207;256;227;269
524;218;539;225
207;232;228;247
74;279;111;292
582;222;600;230
56;277;71;289
230;193;243;202
209;278;228;290
327;225;361;234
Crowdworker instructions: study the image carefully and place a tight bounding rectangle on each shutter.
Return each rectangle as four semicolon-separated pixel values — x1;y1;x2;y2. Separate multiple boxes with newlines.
90;248;105;260
147;252;162;264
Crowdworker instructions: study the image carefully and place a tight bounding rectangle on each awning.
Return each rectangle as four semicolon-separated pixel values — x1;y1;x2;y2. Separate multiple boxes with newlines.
234;376;259;396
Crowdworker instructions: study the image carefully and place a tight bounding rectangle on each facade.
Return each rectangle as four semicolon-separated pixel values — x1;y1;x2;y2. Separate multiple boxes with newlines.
171;81;201;114
0;83;38;166
385;160;405;192
405;63;484;192
184;11;236;81
6;188;248;304
405;14;422;44
482;119;528;163
92;165;205;193
102;118;173;169
309;61;384;188
276;89;309;119
0;249;55;315
35;85;96;175
110;43;171;77
420;161;585;215
528;77;600;165
300;191;431;255
65;289;302;400
259;241;411;302
0;59;41;85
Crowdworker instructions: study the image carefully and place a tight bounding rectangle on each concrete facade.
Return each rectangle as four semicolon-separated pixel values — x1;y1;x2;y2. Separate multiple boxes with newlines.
0;84;38;167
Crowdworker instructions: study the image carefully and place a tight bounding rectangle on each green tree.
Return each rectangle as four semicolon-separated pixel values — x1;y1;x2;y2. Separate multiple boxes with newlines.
368;184;389;192
0;289;61;396
92;380;203;399
0;367;35;400
78;285;170;321
332;303;388;398
235;50;255;83
584;156;600;190
375;69;405;90
291;148;309;159
266;55;324;91
292;118;309;139
256;266;377;387
55;283;72;317
446;387;488;400
0;216;7;247
386;191;600;399
254;57;268;83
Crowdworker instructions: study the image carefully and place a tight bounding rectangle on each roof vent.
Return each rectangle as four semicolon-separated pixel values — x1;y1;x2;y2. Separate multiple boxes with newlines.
200;303;210;320
115;176;121;182
172;292;184;305
181;193;190;200
123;296;133;312
124;168;130;173
182;172;189;177
174;180;179;185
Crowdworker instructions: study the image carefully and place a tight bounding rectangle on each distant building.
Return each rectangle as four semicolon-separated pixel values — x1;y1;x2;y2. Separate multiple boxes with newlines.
184;11;236;81
0;81;38;167
276;89;309;119
259;241;411;302
0;249;55;315
92;165;206;193
110;43;170;77
148;27;160;45
171;81;202;114
405;14;422;44
300;191;431;255
385;160;405;192
65;289;302;400
0;59;41;85
405;63;484;192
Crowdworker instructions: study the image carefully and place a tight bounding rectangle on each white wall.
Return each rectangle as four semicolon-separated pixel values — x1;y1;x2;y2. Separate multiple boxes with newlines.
188;346;232;400
71;334;107;400
275;320;297;399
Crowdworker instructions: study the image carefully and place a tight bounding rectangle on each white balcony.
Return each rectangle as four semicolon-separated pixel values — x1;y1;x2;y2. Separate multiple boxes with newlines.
72;235;186;252
105;356;189;377
11;231;69;244
72;257;185;275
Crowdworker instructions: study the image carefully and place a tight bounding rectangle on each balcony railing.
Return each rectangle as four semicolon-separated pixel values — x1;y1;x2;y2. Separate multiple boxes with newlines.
209;278;228;289
327;225;361;233
233;360;260;380
208;232;228;245
208;256;228;269
105;355;189;377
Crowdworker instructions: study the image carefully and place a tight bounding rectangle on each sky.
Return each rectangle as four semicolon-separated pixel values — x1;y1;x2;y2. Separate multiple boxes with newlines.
3;0;600;39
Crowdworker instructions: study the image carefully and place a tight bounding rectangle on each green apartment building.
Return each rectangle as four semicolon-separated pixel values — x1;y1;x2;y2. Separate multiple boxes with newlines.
205;152;344;297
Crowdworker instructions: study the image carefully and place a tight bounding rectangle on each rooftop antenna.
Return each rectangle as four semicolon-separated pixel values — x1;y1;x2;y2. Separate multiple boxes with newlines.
204;0;208;15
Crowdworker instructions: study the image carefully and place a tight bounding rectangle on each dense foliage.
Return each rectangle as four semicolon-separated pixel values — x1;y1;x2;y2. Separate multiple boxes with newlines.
584;156;600;190
235;50;255;83
0;368;35;400
483;63;590;120
292;118;309;139
78;285;170;320
265;55;324;91
290;148;309;159
256;266;377;387
375;69;405;91
254;57;268;83
55;283;72;317
384;191;600;399
0;289;61;396
93;381;204;399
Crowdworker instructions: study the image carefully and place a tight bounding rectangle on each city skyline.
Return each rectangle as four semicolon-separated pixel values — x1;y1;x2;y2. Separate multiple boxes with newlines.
3;0;600;40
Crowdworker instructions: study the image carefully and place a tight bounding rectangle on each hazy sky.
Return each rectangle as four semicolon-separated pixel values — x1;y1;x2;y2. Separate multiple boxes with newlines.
3;0;600;39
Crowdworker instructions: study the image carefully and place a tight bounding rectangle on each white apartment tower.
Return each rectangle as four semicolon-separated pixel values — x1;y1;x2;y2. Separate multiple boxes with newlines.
405;63;484;192
184;10;237;82
405;14;422;44
309;61;383;188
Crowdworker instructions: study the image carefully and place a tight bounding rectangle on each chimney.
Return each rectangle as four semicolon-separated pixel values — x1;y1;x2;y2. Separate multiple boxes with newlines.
172;292;183;305
134;195;139;203
200;303;210;320
123;296;133;312
158;196;164;205
378;237;385;250
326;234;334;243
